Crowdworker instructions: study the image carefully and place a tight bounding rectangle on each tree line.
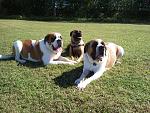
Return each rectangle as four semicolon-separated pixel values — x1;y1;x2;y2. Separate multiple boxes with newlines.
0;0;150;21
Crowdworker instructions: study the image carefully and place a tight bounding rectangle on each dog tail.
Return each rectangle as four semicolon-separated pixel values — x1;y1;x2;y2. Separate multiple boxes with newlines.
116;46;124;58
0;54;15;60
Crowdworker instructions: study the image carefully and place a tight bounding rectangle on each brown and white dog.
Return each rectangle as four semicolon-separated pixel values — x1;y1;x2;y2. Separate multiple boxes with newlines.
69;30;84;62
0;32;76;65
75;39;124;90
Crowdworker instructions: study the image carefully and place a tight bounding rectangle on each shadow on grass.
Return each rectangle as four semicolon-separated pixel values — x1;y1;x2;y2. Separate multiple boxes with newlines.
0;59;45;68
0;48;71;68
17;61;45;68
61;51;69;57
61;44;70;57
53;66;83;88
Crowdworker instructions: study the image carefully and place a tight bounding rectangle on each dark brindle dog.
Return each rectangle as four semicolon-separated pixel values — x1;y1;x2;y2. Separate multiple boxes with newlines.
69;30;84;62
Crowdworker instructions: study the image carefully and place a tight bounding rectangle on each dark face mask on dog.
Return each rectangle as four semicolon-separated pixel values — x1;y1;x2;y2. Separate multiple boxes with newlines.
70;30;82;42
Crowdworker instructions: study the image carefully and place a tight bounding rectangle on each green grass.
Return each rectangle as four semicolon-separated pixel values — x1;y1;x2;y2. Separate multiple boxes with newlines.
0;19;150;113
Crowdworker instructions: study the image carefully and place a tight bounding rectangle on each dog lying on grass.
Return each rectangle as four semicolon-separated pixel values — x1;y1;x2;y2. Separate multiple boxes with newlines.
75;39;124;90
0;32;76;65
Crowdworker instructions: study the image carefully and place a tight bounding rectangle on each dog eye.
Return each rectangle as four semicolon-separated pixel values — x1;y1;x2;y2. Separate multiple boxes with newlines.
101;41;105;45
60;36;62;39
47;41;51;44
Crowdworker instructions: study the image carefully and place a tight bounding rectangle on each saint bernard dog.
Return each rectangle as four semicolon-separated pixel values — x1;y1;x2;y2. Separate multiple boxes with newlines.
75;39;124;90
0;32;76;65
69;30;84;62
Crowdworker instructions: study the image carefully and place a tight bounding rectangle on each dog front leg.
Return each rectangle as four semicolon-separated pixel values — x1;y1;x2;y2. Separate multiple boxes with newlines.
48;61;75;65
77;54;83;62
58;56;77;63
69;47;74;60
77;68;105;90
44;60;75;65
42;56;75;65
71;56;74;61
75;69;90;85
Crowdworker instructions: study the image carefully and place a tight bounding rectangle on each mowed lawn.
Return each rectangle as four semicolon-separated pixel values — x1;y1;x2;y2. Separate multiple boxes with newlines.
0;19;150;113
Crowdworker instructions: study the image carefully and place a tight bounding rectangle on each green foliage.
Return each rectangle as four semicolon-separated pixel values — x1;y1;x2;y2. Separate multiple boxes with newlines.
0;19;150;113
0;0;150;20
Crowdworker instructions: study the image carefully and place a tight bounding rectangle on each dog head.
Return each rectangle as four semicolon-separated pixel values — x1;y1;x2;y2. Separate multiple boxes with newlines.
70;30;82;44
44;32;63;53
84;39;107;62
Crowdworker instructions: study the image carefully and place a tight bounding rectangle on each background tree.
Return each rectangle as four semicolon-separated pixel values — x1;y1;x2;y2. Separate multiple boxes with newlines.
0;0;149;21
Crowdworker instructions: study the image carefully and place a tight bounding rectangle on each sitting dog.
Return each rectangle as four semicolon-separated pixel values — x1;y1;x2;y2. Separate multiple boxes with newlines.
69;30;84;62
0;32;76;65
75;39;124;90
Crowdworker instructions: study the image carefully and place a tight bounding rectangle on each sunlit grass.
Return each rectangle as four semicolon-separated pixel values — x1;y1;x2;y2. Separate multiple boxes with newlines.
0;19;150;113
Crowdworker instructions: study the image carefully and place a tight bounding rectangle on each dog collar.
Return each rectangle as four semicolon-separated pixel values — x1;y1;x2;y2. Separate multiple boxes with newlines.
93;62;97;66
71;44;84;47
86;54;97;66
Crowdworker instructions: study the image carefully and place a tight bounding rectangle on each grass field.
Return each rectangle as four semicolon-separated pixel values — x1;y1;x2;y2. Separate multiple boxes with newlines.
0;19;150;113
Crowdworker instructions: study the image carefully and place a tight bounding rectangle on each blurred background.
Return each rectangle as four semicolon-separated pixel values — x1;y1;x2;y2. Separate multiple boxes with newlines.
0;0;150;22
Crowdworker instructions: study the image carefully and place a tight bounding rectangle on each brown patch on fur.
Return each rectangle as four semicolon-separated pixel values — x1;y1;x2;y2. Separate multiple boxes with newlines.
21;40;43;61
90;41;98;60
105;46;117;69
116;46;122;58
85;40;98;60
84;41;90;53
44;33;56;44
69;45;84;57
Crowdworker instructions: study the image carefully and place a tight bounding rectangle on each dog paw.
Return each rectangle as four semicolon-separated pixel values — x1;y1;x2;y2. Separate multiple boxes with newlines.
115;60;121;64
76;59;81;63
75;78;81;85
68;62;75;65
77;82;87;90
72;61;77;64
71;56;74;60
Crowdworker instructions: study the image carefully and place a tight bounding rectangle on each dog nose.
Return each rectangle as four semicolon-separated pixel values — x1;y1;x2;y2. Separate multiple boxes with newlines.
57;40;62;47
75;37;81;41
99;46;104;50
77;33;82;37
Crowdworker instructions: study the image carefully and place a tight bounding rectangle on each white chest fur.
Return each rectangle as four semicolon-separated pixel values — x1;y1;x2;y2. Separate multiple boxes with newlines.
83;53;107;72
39;39;62;64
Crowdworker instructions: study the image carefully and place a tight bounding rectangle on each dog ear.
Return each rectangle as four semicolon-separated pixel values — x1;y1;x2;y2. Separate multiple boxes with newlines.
84;41;90;53
44;34;49;44
90;41;98;60
101;41;105;46
70;31;73;37
44;34;54;44
84;40;97;53
79;30;82;37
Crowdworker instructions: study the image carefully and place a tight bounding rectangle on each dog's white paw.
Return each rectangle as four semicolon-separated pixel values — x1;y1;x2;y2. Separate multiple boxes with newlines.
68;60;77;65
77;59;82;63
68;62;75;65
75;78;85;85
71;60;77;64
115;59;121;64
77;81;87;90
75;78;81;85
